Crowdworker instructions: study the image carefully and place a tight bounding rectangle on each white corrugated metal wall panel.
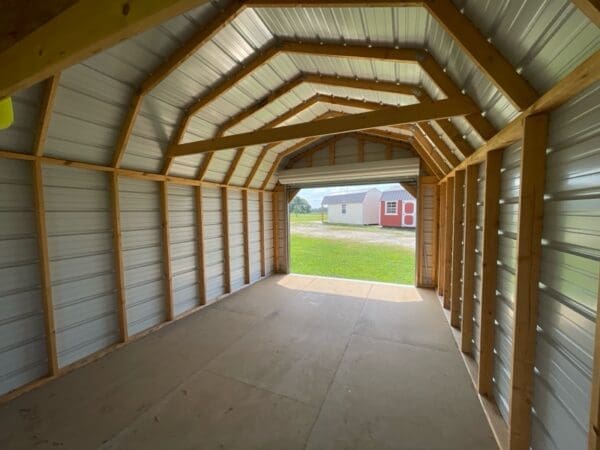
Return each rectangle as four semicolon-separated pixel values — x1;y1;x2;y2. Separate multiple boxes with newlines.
264;195;275;275
118;177;167;336
228;189;246;291
0;160;48;396
0;84;43;154
472;162;485;364
493;142;521;423
202;186;226;302
43;166;120;368
168;184;200;317
530;82;600;450
248;192;262;283
227;146;263;186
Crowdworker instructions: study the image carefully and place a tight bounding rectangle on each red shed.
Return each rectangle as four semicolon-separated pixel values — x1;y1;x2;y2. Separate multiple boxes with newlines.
379;189;416;228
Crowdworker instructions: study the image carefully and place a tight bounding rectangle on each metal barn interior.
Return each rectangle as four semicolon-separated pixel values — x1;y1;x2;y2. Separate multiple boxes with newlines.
0;1;599;449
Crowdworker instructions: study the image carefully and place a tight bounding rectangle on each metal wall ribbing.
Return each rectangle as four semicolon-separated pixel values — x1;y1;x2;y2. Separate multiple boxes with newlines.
0;160;48;396
43;166;120;368
119;178;167;336
530;83;600;450
493;142;522;423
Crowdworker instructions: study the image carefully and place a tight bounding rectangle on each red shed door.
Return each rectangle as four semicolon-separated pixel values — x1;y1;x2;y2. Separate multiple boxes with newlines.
402;201;415;227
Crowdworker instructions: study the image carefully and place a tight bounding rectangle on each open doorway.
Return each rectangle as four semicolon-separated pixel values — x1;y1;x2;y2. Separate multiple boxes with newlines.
289;182;416;285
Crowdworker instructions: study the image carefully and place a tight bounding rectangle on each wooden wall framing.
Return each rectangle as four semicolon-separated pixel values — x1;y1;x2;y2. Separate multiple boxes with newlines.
450;169;465;328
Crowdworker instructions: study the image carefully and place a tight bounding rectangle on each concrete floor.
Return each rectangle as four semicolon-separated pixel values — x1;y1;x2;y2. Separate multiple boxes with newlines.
0;275;497;450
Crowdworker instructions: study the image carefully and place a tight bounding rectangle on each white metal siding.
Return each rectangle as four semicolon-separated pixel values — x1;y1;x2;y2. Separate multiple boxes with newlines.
202;186;226;302
493;142;522;423
43;166;120;368
168;184;200;317
327;203;363;225
118;177;166;337
530;83;600;450
0;160;48;396
472;163;486;364
228;189;246;291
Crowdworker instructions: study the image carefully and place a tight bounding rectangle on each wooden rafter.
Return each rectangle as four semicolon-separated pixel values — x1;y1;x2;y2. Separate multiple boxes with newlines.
34;75;61;157
168;97;477;157
443;48;600;181
413;128;450;177
0;0;213;98
418;122;460;167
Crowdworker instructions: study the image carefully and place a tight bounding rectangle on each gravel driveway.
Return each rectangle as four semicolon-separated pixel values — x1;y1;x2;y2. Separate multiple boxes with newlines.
291;222;416;249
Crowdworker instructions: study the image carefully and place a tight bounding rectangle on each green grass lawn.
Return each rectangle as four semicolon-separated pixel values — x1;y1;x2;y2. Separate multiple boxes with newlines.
290;235;415;284
289;212;323;223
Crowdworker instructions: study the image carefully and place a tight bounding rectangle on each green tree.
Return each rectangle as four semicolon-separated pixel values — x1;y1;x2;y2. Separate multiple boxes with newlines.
290;196;311;214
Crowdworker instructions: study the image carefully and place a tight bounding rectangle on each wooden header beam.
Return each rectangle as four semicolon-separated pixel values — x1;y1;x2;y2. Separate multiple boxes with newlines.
169;97;477;157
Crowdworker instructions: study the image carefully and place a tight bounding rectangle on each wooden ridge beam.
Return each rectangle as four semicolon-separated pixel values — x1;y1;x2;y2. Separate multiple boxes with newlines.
443;48;600;182
460;163;478;354
34;75;61;157
32;160;59;376
508;114;549;450
109;173;128;342
478;149;502;396
0;0;213;98
450;169;465;328
169;98;477;157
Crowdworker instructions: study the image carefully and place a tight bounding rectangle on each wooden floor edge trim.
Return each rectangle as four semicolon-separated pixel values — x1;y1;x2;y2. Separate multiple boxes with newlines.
437;293;508;450
0;273;275;406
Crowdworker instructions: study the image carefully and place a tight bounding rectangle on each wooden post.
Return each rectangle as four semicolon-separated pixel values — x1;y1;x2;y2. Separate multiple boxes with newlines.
450;170;465;328
588;277;600;450
221;186;231;293
385;143;393;160
432;182;439;288
109;173;128;342
259;191;266;277
273;190;279;273
32;161;59;375
437;181;446;296
242;189;250;284
461;164;479;354
508;114;549;450
329;142;336;165
159;182;174;321
416;181;423;286
478;149;503;396
443;176;455;308
195;186;206;305
358;138;364;162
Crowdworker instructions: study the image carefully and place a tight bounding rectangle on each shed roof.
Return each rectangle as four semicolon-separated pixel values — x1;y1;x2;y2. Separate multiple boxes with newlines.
381;190;416;202
322;188;380;206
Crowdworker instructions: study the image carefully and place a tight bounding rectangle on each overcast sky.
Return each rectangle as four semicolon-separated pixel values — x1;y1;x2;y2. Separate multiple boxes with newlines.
299;183;402;208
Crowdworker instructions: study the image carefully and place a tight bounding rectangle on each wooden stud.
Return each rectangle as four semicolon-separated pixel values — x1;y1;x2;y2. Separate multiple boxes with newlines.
194;186;206;305
329;142;336;165
33;74;61;157
437;181;446;296
272;190;279;273
109;173;128;342
221;186;231;293
242;189;250;285
431;181;440;288
460;164;479;354
508;114;549;450
385;143;393;160
259;191;266;277
169;98;476;157
478;149;503;396
450;170;465;328
159;182;174;321
443;176;454;309
32;160;59;376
